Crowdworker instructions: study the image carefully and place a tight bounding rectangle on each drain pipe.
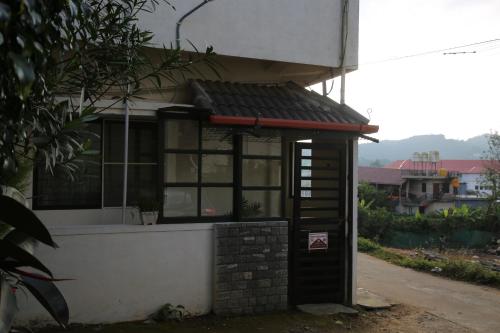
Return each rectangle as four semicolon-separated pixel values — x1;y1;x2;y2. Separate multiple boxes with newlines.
340;68;346;104
176;0;215;49
339;0;349;104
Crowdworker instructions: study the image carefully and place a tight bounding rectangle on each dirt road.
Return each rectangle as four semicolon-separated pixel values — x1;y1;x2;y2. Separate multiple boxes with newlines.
358;253;500;333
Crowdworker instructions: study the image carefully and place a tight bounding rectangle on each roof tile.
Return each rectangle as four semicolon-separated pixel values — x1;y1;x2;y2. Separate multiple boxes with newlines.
190;80;370;126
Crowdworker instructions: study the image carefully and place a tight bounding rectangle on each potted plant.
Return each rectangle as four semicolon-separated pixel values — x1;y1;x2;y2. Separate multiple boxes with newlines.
138;198;160;225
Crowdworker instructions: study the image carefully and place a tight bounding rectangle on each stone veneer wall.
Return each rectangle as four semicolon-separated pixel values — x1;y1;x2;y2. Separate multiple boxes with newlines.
213;221;289;315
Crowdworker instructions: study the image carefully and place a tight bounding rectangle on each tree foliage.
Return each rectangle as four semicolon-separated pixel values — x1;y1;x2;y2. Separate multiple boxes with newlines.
358;181;393;209
482;131;500;206
0;0;217;183
0;0;218;329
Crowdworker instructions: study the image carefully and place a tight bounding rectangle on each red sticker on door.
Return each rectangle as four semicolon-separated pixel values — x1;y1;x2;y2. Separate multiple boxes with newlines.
308;232;328;251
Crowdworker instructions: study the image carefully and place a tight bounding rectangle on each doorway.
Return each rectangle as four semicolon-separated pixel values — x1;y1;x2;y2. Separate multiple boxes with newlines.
290;142;347;304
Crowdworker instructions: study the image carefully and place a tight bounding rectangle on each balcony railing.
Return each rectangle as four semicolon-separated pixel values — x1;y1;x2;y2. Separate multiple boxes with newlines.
400;169;460;178
401;192;456;205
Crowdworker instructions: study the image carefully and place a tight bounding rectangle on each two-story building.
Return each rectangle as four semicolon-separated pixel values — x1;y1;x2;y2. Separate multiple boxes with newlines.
385;159;489;213
18;0;378;325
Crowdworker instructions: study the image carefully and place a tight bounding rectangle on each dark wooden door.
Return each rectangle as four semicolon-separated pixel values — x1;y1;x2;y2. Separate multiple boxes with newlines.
290;142;346;305
433;183;440;199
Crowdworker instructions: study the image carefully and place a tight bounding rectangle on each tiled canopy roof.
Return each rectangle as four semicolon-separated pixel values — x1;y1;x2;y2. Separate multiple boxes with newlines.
190;80;378;134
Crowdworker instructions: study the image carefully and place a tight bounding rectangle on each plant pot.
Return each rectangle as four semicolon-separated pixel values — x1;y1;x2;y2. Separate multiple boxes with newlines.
140;211;158;225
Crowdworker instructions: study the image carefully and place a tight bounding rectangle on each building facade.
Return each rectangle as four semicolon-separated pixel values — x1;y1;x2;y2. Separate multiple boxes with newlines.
17;0;376;325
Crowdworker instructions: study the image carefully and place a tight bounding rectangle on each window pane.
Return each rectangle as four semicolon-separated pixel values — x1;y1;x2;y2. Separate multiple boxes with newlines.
165;120;199;150
242;190;281;218
164;187;197;217
35;123;101;209
202;155;233;183
201;187;233;216
165;154;198;183
104;165;157;207
242;136;281;156
242;159;281;186
104;121;157;163
35;160;101;208
202;127;233;150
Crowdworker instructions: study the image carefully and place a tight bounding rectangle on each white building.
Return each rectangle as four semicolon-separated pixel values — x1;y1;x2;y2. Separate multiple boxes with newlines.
16;0;379;326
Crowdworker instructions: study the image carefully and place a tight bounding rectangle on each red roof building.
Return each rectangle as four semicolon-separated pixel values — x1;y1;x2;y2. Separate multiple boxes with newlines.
358;166;403;186
384;160;486;174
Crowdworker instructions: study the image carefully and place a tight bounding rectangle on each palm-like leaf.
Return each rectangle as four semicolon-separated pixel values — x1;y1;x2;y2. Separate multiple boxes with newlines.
20;276;69;328
0;196;56;248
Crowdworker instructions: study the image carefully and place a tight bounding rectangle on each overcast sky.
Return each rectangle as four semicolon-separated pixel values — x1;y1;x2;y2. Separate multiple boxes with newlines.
313;0;500;141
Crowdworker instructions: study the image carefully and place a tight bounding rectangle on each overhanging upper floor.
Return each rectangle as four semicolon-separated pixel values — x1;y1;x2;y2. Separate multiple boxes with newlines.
139;0;359;81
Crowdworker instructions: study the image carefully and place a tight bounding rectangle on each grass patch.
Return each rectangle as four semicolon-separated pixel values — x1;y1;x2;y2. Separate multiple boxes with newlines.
358;237;500;288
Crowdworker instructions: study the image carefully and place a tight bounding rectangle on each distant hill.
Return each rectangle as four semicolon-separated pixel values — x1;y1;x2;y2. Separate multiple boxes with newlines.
359;134;488;166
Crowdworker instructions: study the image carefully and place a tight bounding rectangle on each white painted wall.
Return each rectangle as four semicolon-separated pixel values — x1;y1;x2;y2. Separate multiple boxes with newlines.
140;0;359;68
15;224;214;325
461;173;491;195
35;208;141;226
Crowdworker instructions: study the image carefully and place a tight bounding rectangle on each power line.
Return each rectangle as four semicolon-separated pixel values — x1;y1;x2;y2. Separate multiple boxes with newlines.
351;37;500;68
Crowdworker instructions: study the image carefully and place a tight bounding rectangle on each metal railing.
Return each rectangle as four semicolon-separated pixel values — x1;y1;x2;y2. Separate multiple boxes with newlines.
400;169;460;178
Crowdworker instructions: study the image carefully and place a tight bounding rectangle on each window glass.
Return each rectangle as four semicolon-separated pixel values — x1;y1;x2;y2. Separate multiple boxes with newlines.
242;159;281;187
35;160;101;208
202;155;233;183
163;187;198;217
165;153;198;183
201;187;232;216
34;123;101;209
104;165;157;207
104;122;157;163
242;136;281;156
165;120;198;150
242;190;281;218
202;127;233;150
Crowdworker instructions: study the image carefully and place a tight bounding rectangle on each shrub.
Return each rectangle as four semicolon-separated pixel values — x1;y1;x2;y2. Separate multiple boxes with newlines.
358;203;500;239
357;238;500;288
358;237;381;252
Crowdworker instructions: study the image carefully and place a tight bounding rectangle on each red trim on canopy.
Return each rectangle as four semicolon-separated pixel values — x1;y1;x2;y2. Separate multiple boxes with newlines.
209;115;379;134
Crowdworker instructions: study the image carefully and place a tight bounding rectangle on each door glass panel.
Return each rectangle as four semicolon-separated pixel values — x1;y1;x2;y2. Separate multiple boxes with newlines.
301;148;312;157
301;168;339;178
164;187;197;217
201;187;233;216
301;189;339;198
301;180;311;188
301;169;312;177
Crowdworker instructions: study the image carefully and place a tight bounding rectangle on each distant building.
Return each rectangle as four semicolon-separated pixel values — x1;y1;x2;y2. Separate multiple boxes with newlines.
385;159;490;196
358;166;403;196
384;158;490;213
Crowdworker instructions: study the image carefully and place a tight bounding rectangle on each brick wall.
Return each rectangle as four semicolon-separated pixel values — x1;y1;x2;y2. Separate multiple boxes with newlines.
213;221;289;315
